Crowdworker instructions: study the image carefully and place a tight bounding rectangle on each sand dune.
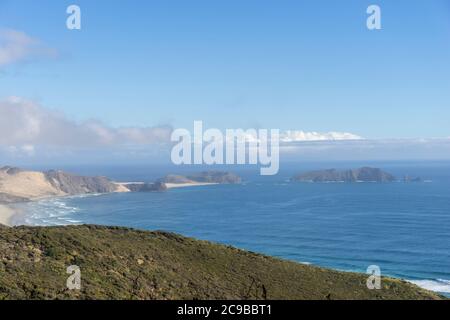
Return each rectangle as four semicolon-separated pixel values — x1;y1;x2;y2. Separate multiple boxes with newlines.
0;204;15;226
0;166;129;201
0;170;65;199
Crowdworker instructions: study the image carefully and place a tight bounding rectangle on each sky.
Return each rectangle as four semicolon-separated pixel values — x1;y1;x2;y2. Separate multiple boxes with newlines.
1;0;450;165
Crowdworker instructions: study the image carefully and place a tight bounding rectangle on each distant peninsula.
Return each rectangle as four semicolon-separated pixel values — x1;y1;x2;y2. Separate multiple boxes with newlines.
0;166;241;202
160;171;242;185
0;166;241;226
0;166;129;203
292;167;396;183
122;171;242;191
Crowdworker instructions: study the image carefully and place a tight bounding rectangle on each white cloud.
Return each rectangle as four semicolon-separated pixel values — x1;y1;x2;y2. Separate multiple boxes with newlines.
4;144;35;157
279;130;363;142
0;29;56;67
1;96;449;163
0;97;173;148
279;138;450;161
0;97;364;149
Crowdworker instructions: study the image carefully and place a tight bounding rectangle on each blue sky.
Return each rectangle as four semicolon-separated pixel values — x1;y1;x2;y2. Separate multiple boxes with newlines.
1;0;449;139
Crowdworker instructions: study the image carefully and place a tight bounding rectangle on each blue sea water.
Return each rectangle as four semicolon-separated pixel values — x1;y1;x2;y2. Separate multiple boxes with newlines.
13;161;450;294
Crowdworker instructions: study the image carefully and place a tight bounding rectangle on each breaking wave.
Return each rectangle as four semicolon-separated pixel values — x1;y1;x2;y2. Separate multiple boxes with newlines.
408;279;450;294
15;194;99;226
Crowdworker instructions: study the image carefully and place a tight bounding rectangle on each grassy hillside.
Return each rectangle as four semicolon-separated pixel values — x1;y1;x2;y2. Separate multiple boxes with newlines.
0;225;443;300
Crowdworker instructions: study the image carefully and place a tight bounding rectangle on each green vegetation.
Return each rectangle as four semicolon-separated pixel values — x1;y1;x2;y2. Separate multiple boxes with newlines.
0;225;443;300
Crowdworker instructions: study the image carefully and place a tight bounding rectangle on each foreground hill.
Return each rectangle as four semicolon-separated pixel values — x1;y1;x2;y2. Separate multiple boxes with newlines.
0;225;442;300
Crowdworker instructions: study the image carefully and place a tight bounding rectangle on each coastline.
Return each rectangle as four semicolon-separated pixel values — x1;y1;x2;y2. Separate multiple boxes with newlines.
0;182;218;227
0;168;446;296
0;204;16;226
0;191;447;296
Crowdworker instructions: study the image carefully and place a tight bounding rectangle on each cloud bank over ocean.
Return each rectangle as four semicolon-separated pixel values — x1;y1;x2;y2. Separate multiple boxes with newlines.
0;96;362;147
280;138;450;161
0;97;173;148
1;96;449;164
279;130;363;142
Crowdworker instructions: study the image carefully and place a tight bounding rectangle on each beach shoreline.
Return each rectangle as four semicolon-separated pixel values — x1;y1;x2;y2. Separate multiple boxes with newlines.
0;204;16;226
116;181;219;189
0;180;447;296
0;182;218;227
165;182;218;189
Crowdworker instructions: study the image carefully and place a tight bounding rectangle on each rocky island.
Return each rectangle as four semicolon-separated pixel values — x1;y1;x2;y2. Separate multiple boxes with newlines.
292;167;396;183
160;171;242;186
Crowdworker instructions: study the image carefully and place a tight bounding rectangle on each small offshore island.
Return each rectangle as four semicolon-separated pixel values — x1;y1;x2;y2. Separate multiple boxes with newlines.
292;167;422;183
0;165;443;300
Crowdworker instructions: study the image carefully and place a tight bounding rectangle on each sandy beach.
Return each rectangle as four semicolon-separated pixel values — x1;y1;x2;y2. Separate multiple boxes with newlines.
165;182;218;189
115;181;218;189
0;182;218;227
0;204;15;226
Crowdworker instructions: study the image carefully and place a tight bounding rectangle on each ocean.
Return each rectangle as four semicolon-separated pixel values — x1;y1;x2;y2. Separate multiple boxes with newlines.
12;161;450;295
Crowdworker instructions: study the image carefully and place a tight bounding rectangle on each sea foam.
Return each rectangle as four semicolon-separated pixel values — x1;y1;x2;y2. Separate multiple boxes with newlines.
408;279;450;293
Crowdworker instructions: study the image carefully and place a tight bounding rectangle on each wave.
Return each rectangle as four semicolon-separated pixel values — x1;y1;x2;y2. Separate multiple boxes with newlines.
16;194;100;226
408;279;450;293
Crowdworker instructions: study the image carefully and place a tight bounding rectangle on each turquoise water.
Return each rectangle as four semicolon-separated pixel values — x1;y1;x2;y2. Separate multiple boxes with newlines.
15;162;450;294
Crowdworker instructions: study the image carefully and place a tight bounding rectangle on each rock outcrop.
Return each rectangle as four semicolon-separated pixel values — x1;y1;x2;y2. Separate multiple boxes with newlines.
123;182;167;192
44;170;122;194
403;175;422;183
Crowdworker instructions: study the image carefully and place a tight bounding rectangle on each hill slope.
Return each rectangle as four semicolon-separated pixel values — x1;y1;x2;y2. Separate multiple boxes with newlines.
0;225;442;300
